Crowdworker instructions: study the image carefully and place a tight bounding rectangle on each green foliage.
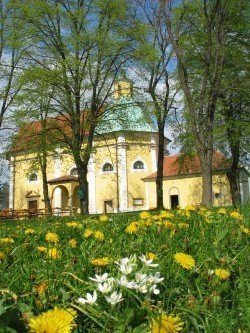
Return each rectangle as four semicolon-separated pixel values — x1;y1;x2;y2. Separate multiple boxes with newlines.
0;205;249;332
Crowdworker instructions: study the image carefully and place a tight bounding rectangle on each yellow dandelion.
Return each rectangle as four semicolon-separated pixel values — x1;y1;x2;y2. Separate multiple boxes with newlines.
185;205;196;211
69;239;77;248
91;257;109;266
214;268;230;280
178;223;189;229
140;211;151;219
126;222;139;234
160;211;174;219
66;222;78;228
163;221;175;229
146;252;157;260
151;313;184;333
217;208;227;215
34;282;47;295
25;228;35;234
94;231;105;241
0;252;6;261
99;214;109;222
0;238;14;244
47;248;61;260
141;219;152;226
37;246;47;253
84;228;93;238
28;307;76;333
240;226;250;235
230;211;243;220
45;232;59;244
174;253;195;270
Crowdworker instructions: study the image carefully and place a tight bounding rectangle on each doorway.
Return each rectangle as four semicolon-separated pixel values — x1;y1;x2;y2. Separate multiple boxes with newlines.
104;200;114;213
28;200;38;215
170;195;179;209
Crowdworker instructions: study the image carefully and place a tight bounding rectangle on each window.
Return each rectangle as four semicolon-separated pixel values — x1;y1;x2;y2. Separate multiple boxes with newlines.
102;163;113;172
28;173;37;182
214;192;223;199
133;160;144;170
70;168;78;176
133;198;144;206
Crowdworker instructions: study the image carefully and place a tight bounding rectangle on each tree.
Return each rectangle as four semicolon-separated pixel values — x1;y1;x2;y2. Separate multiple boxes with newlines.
0;0;27;131
19;0;136;214
162;0;230;207
132;0;179;209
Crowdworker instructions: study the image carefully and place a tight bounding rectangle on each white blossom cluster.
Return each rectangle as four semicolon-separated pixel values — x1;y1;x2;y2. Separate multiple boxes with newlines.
77;254;164;306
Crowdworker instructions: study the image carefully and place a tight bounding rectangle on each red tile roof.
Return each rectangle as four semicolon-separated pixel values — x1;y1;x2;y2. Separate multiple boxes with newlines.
47;175;78;184
143;152;229;180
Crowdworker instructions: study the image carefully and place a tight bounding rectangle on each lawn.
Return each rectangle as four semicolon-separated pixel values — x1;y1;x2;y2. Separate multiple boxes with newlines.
0;206;249;332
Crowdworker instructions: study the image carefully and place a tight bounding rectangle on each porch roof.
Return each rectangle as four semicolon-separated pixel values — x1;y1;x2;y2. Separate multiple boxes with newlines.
47;175;78;184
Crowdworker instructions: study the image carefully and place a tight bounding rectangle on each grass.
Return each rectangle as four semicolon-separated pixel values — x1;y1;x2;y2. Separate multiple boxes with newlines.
0;205;249;332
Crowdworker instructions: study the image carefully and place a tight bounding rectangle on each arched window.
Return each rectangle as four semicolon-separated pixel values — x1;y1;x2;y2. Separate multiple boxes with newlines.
28;173;38;182
133;160;145;170
70;168;78;176
102;163;113;172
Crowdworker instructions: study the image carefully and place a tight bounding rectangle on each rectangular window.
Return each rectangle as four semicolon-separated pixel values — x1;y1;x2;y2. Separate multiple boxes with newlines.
133;198;144;206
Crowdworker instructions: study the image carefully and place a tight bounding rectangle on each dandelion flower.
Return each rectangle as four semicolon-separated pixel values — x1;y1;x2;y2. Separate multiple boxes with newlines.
99;215;109;222
217;208;227;215
37;246;47;253
240;226;250;235
91;257;110;266
34;282;47;295
94;231;105;241
214;268;230;280
146;252;157;260
84;228;93;238
178;223;189;229
28;307;76;333
140;211;151;219
25;228;35;234
230;211;243;220
0;252;6;261
151;313;184;333
47;248;61;259
69;239;77;248
0;238;14;244
66;222;82;228
174;253;195;270
45;232;59;244
163;221;175;229
126;222;139;234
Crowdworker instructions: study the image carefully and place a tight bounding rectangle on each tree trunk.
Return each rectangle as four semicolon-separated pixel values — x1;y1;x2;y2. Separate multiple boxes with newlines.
75;158;89;215
41;167;52;213
198;149;213;207
226;169;241;206
156;124;165;210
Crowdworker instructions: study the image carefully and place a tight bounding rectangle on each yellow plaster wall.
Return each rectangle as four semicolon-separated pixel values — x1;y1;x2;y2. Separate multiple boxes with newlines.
146;174;232;209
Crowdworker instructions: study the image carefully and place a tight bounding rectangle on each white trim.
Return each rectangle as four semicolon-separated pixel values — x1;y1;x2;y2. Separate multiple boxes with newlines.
145;182;149;210
150;135;157;172
117;135;128;211
68;165;77;176
54;148;61;178
27;172;38;184
9;157;14;209
54;187;62;208
88;153;96;214
131;157;148;173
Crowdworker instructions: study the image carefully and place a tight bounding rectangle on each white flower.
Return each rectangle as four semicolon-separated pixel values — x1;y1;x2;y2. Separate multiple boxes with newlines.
137;284;148;293
89;273;109;283
147;272;164;284
119;263;134;275
77;291;97;305
118;275;137;289
105;291;123;305
149;284;160;295
97;279;114;293
135;273;148;283
139;254;159;267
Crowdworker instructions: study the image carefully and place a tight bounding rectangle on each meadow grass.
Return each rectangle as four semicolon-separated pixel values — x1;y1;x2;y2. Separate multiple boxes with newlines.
0;205;249;332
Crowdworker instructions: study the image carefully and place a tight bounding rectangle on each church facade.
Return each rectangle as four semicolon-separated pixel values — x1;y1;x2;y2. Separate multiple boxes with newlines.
8;79;249;214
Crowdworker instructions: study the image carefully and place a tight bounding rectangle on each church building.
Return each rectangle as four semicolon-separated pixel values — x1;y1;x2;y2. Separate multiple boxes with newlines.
8;77;249;214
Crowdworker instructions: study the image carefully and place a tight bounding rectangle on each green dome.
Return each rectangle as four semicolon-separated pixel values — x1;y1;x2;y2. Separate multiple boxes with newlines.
96;97;157;134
